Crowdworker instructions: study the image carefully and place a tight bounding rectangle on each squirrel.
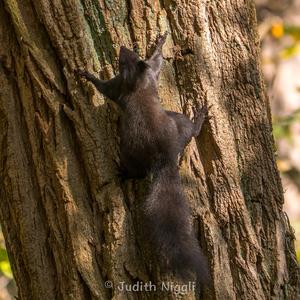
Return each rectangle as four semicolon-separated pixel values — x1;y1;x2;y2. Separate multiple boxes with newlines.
77;32;210;291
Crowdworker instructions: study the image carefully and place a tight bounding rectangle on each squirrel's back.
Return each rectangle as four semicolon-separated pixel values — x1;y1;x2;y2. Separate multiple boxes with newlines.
120;89;179;172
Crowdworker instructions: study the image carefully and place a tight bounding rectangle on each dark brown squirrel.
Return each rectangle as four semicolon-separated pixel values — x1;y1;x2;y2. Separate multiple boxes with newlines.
77;32;210;289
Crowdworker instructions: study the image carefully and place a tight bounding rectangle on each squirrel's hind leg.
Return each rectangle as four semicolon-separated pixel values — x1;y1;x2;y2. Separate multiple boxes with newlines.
166;105;209;155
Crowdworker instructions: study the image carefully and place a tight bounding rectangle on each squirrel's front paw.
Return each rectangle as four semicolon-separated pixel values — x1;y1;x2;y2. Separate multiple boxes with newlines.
194;104;213;120
193;104;212;136
76;69;90;78
156;32;168;47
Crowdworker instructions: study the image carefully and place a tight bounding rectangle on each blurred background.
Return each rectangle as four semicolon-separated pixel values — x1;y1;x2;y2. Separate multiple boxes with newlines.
0;1;299;298
256;0;300;263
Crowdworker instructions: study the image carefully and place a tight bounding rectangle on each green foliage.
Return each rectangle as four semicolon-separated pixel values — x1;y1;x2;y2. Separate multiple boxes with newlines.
0;247;12;278
281;44;300;59
284;25;300;41
291;220;300;263
297;249;300;262
0;230;13;279
273;108;300;141
271;24;300;58
281;25;300;58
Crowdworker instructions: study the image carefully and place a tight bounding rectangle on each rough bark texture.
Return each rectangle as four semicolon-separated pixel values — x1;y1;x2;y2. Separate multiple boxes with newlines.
0;0;299;299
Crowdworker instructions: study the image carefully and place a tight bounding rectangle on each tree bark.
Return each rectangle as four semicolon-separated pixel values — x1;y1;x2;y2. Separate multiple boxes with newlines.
0;0;299;299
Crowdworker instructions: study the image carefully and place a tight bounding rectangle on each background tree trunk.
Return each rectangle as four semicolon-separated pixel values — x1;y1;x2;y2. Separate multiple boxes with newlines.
0;0;299;299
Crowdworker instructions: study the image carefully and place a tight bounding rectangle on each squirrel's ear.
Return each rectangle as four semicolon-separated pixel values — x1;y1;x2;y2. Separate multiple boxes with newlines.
119;46;139;80
119;46;139;75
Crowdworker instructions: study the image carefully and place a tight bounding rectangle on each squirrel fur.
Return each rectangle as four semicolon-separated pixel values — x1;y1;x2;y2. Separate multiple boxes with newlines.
77;32;210;290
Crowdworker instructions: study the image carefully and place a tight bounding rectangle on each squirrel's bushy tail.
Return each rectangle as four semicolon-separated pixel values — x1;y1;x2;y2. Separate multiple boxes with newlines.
143;163;210;287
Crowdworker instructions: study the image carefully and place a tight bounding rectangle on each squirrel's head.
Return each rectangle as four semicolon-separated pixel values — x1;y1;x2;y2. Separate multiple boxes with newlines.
119;46;152;90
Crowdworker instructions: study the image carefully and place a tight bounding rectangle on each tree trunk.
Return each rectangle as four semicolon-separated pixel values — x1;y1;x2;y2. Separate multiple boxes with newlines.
0;0;299;299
